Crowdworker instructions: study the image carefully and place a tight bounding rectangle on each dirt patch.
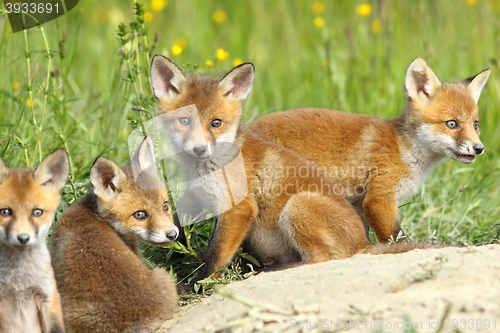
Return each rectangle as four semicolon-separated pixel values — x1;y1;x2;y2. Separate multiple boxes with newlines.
160;245;500;332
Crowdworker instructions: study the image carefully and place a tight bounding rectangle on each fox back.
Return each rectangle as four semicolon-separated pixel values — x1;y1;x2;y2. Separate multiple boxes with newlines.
51;137;178;333
0;149;69;333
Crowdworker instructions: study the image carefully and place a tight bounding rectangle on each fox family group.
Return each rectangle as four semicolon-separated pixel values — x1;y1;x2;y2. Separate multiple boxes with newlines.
0;55;490;332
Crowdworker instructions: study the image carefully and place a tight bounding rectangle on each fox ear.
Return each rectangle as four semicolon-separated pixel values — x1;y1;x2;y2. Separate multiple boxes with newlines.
463;69;491;104
405;57;442;105
33;149;69;192
0;158;9;183
150;55;186;100
129;136;164;189
90;157;127;201
218;63;255;101
130;135;156;178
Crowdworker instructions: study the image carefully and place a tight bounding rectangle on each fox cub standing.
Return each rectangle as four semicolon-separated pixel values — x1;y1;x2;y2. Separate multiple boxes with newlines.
249;58;490;242
51;137;178;333
150;56;423;290
0;149;69;333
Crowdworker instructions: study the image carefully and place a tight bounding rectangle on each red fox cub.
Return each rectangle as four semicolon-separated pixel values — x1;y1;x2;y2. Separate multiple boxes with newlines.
51;137;178;333
249;58;490;242
150;56;423;290
0;149;69;333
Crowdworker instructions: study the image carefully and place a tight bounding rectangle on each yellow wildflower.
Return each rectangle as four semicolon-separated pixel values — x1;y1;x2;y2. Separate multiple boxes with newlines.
171;45;183;56
216;48;229;61
206;60;214;67
232;58;243;67
465;0;481;5
370;18;383;33
355;3;372;17
311;1;326;14
313;16;325;28
150;0;167;12
13;82;21;90
212;9;227;24
144;11;154;23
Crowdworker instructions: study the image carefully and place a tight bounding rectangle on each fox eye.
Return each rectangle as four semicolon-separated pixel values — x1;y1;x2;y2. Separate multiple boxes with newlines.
32;209;43;217
473;121;479;130
0;208;12;217
179;117;191;126
162;202;169;212
210;119;222;128
133;211;147;220
445;120;458;129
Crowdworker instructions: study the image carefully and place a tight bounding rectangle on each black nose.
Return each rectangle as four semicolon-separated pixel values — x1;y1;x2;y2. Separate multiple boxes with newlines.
473;143;484;155
166;230;178;241
17;234;30;245
193;145;207;157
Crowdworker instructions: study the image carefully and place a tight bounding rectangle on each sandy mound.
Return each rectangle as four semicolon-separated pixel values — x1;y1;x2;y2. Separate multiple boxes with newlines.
161;245;500;332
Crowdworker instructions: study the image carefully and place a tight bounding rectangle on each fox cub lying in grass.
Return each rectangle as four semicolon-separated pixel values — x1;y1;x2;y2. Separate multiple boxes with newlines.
51;137;178;333
0;149;69;333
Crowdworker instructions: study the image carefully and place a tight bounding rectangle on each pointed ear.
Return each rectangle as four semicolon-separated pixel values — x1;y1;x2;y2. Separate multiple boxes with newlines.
0;158;9;183
90;157;127;201
130;135;159;180
405;57;442;105
33;149;69;192
463;69;491;104
218;63;255;101
150;55;187;101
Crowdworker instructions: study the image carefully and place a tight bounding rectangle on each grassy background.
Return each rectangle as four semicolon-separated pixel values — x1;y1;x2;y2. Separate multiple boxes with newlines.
1;0;500;285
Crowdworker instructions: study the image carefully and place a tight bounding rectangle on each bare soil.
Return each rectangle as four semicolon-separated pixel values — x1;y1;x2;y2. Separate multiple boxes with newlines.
160;244;500;333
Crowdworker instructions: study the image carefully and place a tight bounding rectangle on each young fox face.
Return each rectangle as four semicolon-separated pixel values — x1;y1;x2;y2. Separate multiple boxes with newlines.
91;137;178;246
151;56;254;156
405;58;490;164
0;150;69;248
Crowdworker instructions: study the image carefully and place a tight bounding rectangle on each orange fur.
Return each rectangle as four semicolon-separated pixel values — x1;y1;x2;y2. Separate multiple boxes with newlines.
249;58;490;242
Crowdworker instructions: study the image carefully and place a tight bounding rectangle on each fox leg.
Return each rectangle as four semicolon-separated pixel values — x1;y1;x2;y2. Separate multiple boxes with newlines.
278;192;371;264
189;197;258;289
362;189;403;242
38;287;65;333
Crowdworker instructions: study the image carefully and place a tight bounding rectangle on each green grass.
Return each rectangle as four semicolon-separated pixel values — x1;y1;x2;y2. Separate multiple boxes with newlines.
1;0;500;286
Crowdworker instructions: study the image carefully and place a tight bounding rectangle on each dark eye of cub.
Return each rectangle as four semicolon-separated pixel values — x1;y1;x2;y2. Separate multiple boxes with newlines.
210;119;222;128
133;211;147;220
473;121;479;130
179;117;191;126
445;120;458;129
0;208;12;217
163;202;169;212
32;209;43;217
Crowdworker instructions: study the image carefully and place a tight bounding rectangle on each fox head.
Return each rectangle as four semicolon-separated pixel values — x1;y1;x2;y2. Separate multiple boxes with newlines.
404;57;490;164
0;149;69;248
90;136;178;245
149;55;255;161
